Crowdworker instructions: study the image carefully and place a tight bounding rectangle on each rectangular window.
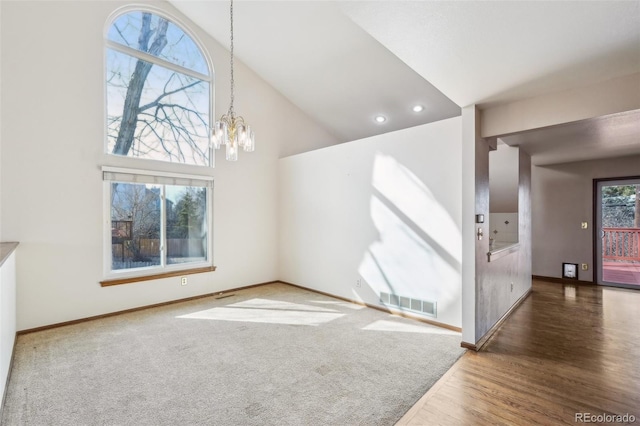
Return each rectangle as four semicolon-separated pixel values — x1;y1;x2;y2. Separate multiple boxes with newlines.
103;168;213;279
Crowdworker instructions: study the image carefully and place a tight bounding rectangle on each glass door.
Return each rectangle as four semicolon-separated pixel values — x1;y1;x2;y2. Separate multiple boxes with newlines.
595;178;640;288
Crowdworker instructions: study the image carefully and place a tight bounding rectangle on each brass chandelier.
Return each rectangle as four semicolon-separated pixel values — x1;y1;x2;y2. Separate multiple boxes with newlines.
211;0;255;161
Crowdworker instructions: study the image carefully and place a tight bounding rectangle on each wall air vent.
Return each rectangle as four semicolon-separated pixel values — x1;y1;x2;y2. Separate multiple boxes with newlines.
422;300;436;316
379;292;437;318
400;297;411;309
410;299;421;311
390;294;400;307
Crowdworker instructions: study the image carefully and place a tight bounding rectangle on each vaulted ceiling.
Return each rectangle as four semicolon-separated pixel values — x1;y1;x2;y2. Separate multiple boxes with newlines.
170;0;640;164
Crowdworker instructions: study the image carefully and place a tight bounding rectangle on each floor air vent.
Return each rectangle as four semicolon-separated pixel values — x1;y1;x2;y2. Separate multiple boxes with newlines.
379;292;437;318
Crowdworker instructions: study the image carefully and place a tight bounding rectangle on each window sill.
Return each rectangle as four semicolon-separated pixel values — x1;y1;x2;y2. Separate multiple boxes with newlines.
100;265;216;287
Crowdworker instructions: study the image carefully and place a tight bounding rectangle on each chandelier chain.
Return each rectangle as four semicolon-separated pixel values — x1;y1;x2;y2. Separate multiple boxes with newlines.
212;0;254;160
229;0;235;117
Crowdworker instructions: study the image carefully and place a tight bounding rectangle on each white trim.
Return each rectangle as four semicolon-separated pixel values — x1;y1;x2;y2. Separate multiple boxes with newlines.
103;180;113;278
207;185;214;268
160;185;167;268
104;4;214;80
101;166;214;182
106;41;211;82
102;261;213;282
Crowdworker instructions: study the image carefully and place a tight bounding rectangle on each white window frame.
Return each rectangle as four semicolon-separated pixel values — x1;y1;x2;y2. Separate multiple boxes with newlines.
102;7;216;283
102;166;214;281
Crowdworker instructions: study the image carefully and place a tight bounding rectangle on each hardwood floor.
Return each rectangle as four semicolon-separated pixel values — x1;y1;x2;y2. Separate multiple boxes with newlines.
398;279;640;425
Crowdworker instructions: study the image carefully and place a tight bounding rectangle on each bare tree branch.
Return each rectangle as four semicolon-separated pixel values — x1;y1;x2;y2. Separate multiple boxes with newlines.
138;79;202;113
112;23;131;48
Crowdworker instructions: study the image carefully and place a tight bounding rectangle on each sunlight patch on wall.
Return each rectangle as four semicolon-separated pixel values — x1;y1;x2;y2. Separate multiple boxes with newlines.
372;153;461;264
360;200;458;301
358;153;461;316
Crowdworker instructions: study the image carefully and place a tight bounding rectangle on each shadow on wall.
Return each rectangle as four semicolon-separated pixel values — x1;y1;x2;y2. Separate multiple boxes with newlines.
357;153;461;317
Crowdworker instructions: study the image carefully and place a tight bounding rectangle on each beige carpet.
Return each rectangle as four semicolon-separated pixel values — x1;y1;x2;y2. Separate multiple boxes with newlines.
1;283;464;426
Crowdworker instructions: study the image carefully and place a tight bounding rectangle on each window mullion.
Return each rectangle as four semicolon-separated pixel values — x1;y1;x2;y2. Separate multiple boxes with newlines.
161;185;167;268
105;41;210;82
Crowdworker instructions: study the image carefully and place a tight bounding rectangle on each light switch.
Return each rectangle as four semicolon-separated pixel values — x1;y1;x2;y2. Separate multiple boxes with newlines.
581;222;588;229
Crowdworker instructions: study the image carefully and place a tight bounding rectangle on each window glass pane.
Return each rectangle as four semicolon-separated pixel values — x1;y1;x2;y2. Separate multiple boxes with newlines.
165;186;208;265
111;182;162;270
106;48;210;166
108;11;209;75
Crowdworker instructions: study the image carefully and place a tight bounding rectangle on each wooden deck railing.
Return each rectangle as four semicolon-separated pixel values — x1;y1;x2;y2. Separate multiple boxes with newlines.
112;238;206;260
603;227;640;262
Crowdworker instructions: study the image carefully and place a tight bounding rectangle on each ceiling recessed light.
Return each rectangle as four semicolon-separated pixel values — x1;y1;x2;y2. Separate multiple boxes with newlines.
412;105;424;112
374;115;387;123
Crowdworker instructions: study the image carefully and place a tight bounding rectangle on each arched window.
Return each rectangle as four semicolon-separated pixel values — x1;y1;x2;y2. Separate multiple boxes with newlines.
105;10;212;166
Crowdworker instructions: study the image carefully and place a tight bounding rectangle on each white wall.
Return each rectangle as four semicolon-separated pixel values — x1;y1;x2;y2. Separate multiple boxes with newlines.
0;251;16;407
0;0;337;330
462;105;532;346
279;117;462;328
460;106;478;343
532;154;640;281
481;72;640;137
0;1;3;240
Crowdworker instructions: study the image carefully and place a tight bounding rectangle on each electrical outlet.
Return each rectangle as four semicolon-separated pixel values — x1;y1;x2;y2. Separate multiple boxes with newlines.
181;277;188;286
582;263;588;271
581;222;588;230
356;279;361;288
